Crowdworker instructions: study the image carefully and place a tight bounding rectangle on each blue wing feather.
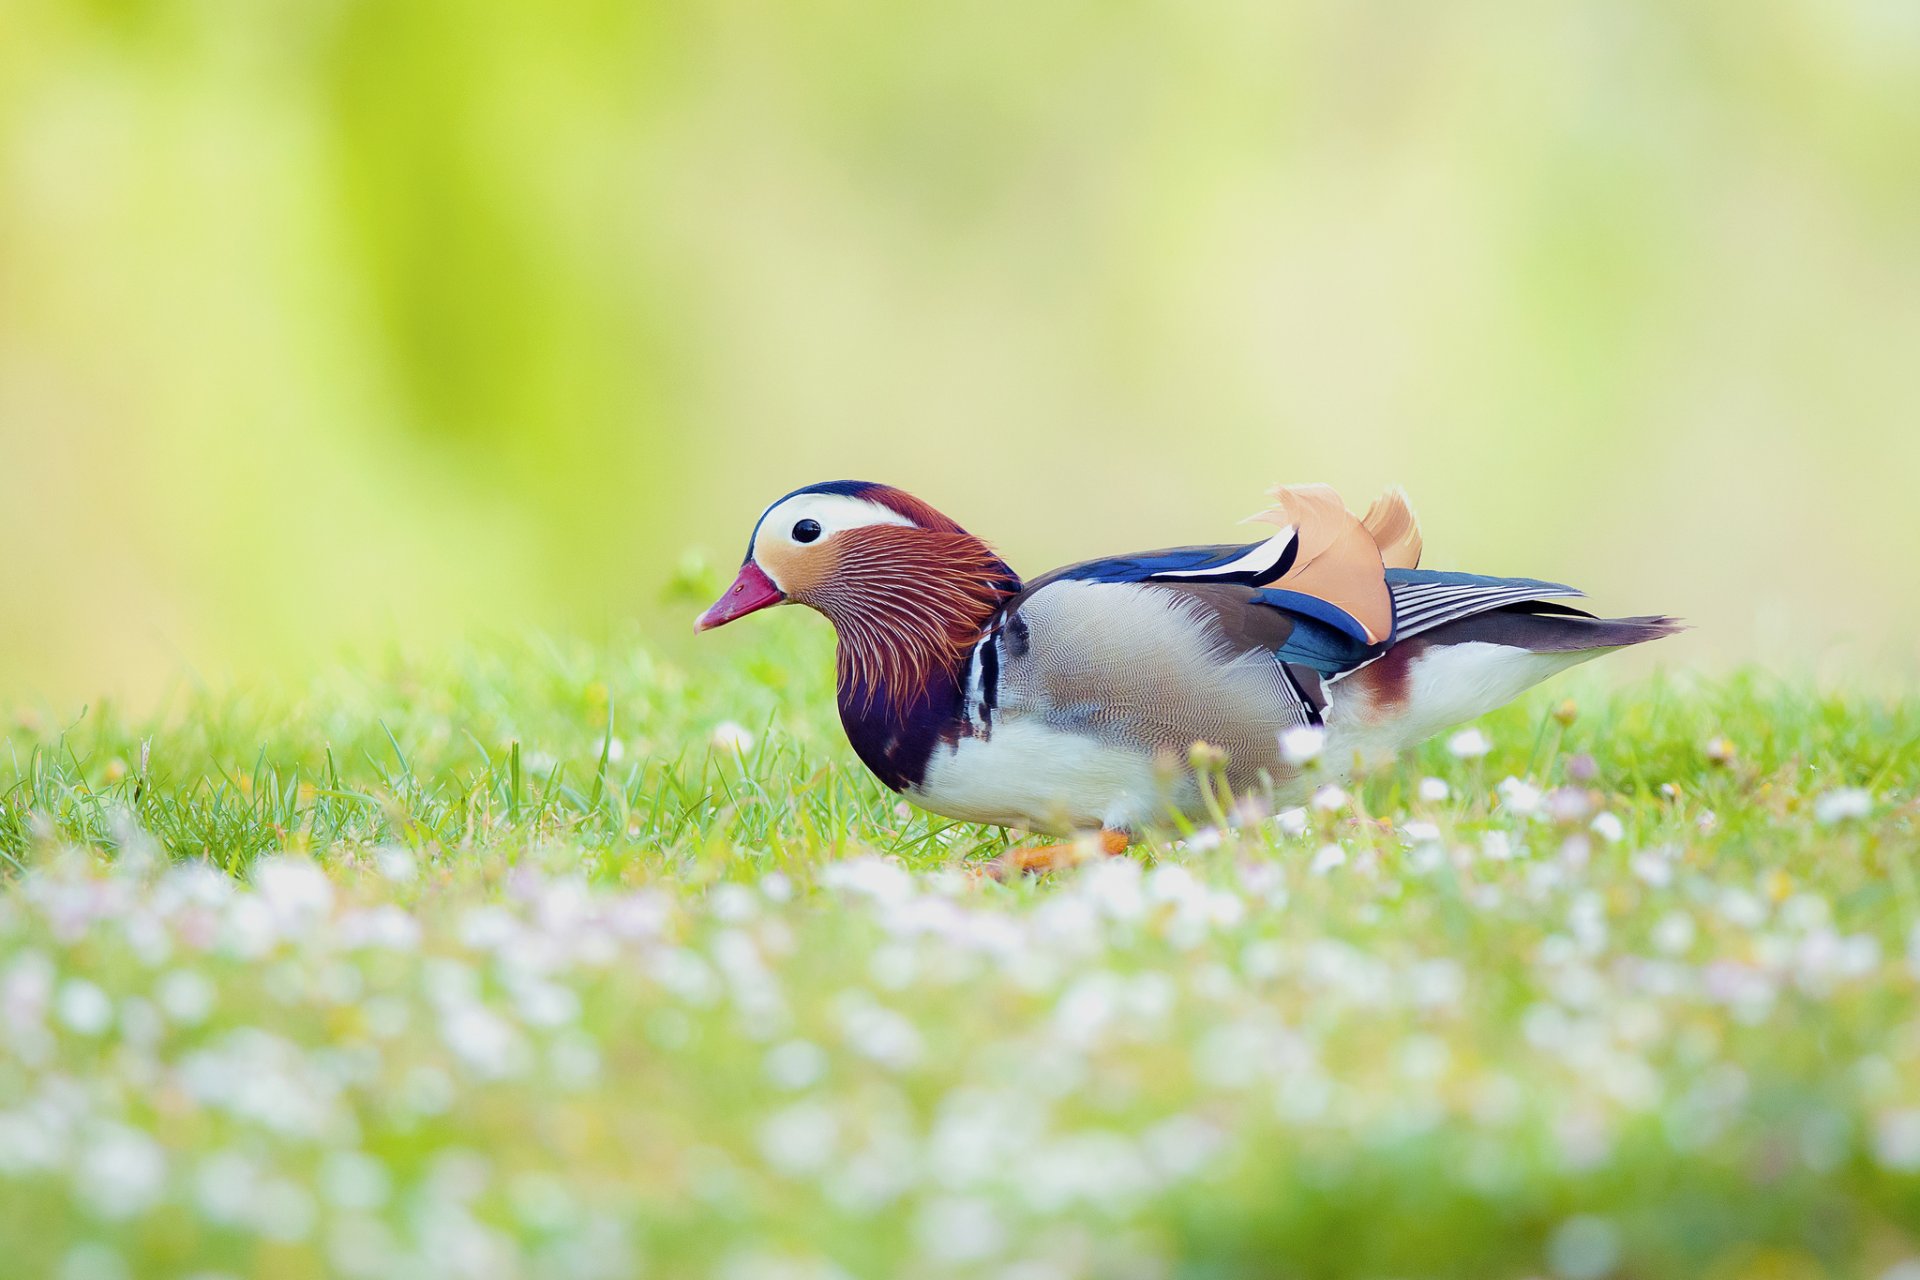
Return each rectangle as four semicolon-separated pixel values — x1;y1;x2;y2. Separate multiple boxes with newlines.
1053;543;1269;583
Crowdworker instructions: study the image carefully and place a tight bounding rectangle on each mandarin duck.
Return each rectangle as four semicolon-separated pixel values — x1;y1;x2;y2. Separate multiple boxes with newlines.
696;480;1677;871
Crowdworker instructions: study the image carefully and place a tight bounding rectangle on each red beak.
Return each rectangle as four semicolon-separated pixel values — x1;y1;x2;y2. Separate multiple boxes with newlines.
695;562;787;632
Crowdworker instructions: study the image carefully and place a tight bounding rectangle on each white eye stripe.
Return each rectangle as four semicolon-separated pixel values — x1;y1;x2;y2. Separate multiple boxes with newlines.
751;493;915;556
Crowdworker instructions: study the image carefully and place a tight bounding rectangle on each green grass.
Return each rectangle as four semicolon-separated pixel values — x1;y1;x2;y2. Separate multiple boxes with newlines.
2;626;1918;1279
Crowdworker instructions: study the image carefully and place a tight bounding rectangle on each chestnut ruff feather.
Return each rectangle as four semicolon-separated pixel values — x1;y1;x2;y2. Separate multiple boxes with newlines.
807;525;1018;717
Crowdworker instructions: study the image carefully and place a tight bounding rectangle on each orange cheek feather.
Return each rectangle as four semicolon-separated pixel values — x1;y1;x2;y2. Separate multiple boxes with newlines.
756;540;834;602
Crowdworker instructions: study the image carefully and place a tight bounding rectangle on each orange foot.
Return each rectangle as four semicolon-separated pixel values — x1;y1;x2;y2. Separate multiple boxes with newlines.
988;829;1130;880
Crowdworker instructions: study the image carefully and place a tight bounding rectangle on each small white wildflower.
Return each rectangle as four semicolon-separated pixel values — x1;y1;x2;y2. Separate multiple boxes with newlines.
1874;1110;1920;1171
708;883;759;923
1447;727;1492;759
250;857;334;931
1480;831;1514;862
56;980;113;1035
1719;888;1767;929
710;722;756;755
1547;1215;1620;1280
1814;788;1872;826
1278;725;1326;765
758;1102;838;1175
194;1152;257;1225
765;1040;828;1090
1272;807;1309;837
1403;820;1441;844
320;1151;391;1211
57;1242;128;1280
548;1032;602;1088
252;1178;316;1241
1310;844;1346;875
1590;812;1625;844
1630;850;1672;887
373;847;417;884
1652;911;1695;955
440;1006;529;1078
837;998;923;1071
759;872;793;903
1180;827;1223;853
1310;785;1348;813
915;1196;1005;1264
1497;777;1542;817
1546;787;1592;823
77;1127;166;1219
1417;776;1450;803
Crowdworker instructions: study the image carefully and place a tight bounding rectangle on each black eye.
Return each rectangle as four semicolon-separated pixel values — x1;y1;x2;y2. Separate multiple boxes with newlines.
792;519;822;543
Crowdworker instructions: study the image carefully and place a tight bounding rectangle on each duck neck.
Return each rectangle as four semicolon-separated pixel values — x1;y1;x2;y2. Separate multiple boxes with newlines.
811;536;1019;791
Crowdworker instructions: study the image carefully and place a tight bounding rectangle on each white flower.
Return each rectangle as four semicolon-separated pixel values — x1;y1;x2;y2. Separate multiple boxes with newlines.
441;1005;530;1078
708;883;759;923
320;1151;391;1211
56;979;113;1035
820;858;914;909
1652;911;1695;955
1718;888;1767;929
77;1126;167;1219
1310;786;1348;813
1417;776;1450;803
548;1032;602;1088
252;1178;317;1242
250;857;334;931
835;997;922;1071
1874;1110;1920;1171
374;847;418;884
1480;831;1514;862
57;1243;130;1280
1272;807;1309;837
1496;777;1542;817
1814;788;1873;825
1630;850;1672;887
765;1040;828;1090
1278;725;1326;765
1310;845;1346;875
1179;827;1223;853
338;907;421;952
1447;727;1492;759
1547;1215;1621;1280
915;1196;1005;1263
758;1102;838;1175
1403;821;1441;844
1590;812;1625;844
710;721;756;755
1146;865;1198;904
156;970;215;1025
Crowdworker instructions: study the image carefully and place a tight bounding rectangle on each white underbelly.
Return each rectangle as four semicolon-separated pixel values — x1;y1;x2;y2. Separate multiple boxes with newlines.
909;719;1182;836
1317;641;1599;787
912;641;1600;831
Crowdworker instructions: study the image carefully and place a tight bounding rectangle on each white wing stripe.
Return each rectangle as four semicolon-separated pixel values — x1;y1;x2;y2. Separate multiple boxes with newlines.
1150;528;1296;581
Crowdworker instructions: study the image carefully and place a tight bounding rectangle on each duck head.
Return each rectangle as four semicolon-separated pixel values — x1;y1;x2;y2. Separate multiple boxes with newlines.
696;480;1020;707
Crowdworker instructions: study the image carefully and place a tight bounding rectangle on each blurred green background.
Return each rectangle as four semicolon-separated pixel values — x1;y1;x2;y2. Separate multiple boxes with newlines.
4;0;1918;703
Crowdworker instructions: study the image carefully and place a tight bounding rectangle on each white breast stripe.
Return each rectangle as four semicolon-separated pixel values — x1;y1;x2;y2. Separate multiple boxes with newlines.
1150;528;1296;582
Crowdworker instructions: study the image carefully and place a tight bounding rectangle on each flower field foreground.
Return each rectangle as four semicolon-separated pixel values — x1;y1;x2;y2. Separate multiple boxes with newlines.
1;634;1918;1279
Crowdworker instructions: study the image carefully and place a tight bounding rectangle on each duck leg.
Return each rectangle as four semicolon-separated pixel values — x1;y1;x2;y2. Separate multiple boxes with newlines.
988;829;1130;879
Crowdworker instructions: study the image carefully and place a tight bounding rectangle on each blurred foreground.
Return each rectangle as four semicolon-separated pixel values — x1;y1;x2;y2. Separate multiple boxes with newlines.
1;632;1918;1276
